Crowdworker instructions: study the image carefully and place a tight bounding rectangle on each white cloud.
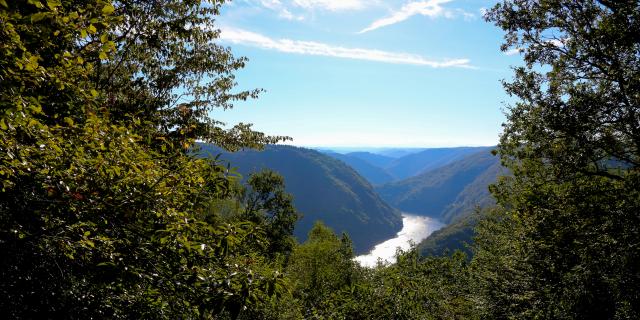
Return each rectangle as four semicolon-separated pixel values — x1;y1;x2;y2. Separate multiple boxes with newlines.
292;0;367;11
254;0;305;20
219;27;472;68
504;48;522;56
360;0;458;33
259;0;282;10
279;8;305;20
249;0;372;21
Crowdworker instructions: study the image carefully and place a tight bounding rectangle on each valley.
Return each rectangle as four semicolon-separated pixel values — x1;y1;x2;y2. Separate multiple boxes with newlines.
199;143;502;258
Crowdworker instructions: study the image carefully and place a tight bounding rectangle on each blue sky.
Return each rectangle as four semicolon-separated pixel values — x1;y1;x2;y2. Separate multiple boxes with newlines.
212;0;522;147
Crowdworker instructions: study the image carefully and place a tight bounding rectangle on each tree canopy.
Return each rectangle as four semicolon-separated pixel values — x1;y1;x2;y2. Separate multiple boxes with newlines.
0;0;290;318
473;1;640;318
2;0;639;319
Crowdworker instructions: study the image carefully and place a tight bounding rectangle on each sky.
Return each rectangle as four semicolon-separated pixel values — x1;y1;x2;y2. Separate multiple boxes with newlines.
212;0;522;148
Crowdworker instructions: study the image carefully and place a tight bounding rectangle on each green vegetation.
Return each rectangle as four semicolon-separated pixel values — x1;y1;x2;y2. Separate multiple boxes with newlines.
200;144;402;254
0;0;288;317
1;0;638;319
472;1;640;318
417;211;480;257
377;149;500;221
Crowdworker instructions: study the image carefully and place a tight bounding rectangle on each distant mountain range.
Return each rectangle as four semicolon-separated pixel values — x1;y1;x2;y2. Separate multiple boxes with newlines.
198;144;503;256
322;147;491;185
198;144;402;254
385;147;492;181
376;149;501;223
324;152;396;185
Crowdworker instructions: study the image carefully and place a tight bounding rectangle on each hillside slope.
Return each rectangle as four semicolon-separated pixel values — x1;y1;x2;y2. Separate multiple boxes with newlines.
345;152;396;168
325;152;396;185
199;145;402;253
417;212;479;257
385;147;492;181
376;150;501;222
439;160;505;222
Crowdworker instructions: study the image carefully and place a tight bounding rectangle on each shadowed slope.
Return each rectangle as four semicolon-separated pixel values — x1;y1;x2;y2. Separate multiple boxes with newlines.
199;144;402;253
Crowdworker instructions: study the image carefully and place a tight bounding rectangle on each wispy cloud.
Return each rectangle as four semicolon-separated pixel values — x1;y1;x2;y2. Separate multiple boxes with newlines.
360;0;462;33
255;0;305;20
292;0;367;11
279;8;305;20
219;27;472;68
253;0;368;18
258;0;282;10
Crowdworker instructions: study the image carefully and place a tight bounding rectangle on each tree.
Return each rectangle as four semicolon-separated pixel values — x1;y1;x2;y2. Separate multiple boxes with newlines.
475;1;640;318
243;170;299;258
286;222;357;318
97;0;289;151
0;0;288;318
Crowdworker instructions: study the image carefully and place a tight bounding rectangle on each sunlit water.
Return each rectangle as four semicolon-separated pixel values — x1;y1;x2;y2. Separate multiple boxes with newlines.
355;214;444;268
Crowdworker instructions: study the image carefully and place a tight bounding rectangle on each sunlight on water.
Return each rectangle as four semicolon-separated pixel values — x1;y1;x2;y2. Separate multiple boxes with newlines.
355;214;444;268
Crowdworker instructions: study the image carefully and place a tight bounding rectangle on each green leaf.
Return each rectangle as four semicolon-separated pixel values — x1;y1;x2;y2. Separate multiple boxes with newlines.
99;51;108;60
87;25;97;34
27;0;43;8
46;0;62;10
102;4;115;15
30;13;48;23
0;118;7;130
97;262;115;267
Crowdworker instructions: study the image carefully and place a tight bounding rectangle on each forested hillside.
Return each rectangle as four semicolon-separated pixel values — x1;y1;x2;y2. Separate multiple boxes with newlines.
322;151;396;185
199;145;402;253
377;149;500;221
417;211;480;257
344;151;396;168
385;147;492;180
1;1;638;319
324;146;492;185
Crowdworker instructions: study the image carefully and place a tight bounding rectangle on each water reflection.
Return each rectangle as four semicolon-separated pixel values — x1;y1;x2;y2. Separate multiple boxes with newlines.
355;214;444;268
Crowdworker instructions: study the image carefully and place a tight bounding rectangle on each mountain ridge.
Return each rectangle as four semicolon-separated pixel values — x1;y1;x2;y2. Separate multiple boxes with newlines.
198;144;403;254
376;149;501;223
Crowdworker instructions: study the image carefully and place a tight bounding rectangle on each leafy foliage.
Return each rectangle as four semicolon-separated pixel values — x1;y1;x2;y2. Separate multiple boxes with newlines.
287;222;357;318
473;1;640;318
3;0;638;319
241;170;299;258
0;0;289;318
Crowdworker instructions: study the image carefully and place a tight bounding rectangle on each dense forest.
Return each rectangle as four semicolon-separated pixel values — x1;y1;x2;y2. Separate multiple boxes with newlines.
1;0;639;319
199;144;402;254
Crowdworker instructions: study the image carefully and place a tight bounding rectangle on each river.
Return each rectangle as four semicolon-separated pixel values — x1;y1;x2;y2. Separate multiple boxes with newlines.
354;213;444;268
